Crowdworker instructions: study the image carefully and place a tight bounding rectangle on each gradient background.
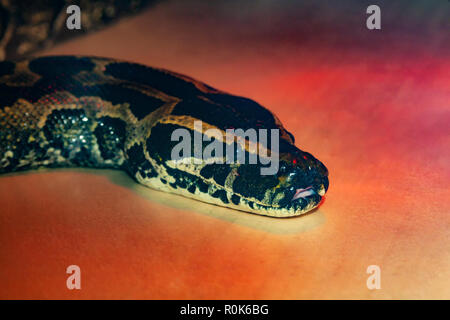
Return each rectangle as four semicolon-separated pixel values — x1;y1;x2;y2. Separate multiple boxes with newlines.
0;0;449;299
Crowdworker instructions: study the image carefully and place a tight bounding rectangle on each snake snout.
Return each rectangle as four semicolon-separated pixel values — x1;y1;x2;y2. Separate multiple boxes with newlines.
284;151;329;204
310;160;329;197
315;175;329;196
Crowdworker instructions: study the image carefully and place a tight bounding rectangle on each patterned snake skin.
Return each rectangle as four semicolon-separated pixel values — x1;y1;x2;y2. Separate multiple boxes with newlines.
0;3;329;217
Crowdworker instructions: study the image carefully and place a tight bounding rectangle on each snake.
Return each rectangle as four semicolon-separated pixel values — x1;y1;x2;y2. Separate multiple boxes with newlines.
0;1;329;218
0;55;329;217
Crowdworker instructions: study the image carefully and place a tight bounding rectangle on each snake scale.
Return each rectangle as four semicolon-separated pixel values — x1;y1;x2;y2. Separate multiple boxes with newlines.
0;2;329;218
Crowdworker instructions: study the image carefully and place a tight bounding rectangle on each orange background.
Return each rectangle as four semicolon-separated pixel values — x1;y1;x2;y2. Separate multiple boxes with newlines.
0;0;449;299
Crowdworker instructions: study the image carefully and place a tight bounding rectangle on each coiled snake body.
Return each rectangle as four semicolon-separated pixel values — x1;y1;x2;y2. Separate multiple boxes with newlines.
0;56;329;217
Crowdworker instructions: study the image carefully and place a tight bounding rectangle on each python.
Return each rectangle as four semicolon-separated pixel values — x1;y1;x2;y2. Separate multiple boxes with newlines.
0;55;329;217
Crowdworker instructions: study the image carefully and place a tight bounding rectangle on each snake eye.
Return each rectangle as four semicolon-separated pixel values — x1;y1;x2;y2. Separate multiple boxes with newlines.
279;165;287;174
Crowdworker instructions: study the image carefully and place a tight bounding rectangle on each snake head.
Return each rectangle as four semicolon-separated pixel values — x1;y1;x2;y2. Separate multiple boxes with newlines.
224;144;329;217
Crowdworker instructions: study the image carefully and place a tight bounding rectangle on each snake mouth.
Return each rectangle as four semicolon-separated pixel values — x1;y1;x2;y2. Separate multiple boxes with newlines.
280;175;328;215
236;179;328;218
292;186;316;201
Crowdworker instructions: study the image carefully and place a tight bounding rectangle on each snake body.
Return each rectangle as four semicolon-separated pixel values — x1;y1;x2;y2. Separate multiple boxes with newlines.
0;56;329;217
